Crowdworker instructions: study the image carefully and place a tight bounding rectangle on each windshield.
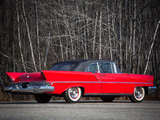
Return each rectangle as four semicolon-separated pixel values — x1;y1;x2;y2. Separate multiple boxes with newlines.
50;62;76;71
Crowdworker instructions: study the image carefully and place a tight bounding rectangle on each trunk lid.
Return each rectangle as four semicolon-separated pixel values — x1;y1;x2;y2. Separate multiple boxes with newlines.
18;72;43;82
6;72;44;82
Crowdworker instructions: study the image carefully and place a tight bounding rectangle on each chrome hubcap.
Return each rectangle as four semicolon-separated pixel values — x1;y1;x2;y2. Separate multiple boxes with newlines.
135;88;143;99
69;88;79;99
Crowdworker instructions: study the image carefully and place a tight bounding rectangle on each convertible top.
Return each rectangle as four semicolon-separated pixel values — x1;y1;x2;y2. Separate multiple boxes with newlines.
52;59;115;72
64;59;114;63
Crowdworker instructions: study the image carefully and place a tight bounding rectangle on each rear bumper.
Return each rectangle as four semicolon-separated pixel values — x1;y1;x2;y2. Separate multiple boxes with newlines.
3;82;55;94
148;86;157;94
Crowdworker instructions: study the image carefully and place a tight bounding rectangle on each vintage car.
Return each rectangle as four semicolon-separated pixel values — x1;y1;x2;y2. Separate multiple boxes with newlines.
3;59;156;103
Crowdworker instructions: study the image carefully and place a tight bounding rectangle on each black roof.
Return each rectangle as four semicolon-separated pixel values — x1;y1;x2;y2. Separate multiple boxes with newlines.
64;59;114;63
56;59;115;71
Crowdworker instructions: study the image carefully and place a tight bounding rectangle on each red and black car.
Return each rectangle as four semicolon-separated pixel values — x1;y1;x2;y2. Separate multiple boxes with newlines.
3;59;156;103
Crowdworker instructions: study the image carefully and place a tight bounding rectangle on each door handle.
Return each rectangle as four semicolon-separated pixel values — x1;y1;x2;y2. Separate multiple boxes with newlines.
101;74;106;76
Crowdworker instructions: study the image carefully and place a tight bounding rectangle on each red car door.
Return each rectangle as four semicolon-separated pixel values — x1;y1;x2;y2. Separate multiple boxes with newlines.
100;73;126;94
97;62;126;94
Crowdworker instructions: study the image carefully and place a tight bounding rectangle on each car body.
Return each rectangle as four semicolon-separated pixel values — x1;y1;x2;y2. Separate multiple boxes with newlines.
3;59;156;103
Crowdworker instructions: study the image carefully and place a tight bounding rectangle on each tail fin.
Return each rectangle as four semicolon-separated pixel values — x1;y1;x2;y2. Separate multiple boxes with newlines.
6;72;26;82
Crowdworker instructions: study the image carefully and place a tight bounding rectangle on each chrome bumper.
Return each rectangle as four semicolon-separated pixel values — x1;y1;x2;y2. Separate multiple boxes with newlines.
148;86;157;94
3;82;55;94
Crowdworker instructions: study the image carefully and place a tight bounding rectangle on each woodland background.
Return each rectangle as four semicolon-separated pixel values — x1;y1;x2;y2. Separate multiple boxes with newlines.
0;0;160;101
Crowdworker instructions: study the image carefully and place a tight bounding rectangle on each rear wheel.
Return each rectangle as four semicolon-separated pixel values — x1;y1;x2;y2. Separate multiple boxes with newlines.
129;87;145;103
101;96;115;102
64;87;82;103
34;94;51;103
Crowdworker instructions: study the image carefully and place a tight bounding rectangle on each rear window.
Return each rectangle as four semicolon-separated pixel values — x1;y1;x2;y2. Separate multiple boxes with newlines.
50;62;76;71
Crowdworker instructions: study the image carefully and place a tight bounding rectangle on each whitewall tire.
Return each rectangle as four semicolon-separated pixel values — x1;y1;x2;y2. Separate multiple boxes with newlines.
129;87;145;103
64;87;82;103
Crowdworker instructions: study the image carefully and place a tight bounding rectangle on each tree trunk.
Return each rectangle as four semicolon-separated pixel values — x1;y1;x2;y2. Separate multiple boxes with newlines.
93;11;98;59
129;1;133;73
132;0;136;73
99;9;102;59
22;0;37;71
143;20;160;74
35;0;41;70
44;33;51;68
16;0;26;72
119;1;123;71
107;2;113;60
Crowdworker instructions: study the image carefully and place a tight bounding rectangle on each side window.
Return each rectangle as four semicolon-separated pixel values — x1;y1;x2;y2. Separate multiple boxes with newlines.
98;63;113;73
86;63;98;73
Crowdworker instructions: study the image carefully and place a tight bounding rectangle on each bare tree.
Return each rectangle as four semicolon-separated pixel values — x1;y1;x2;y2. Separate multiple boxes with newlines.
93;11;98;58
99;9;102;59
22;0;37;71
144;20;160;74
16;0;26;72
35;0;41;70
0;0;160;101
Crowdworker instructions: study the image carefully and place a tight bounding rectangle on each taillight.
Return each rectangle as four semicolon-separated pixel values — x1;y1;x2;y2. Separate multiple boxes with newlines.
41;71;46;80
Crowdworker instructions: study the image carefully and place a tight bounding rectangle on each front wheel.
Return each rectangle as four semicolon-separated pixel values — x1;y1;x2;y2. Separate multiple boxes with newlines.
34;94;51;103
64;87;82;103
129;87;145;103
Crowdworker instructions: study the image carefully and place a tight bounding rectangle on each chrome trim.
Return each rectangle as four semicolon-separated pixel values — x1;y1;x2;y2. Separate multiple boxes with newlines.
147;80;152;82
92;73;100;81
3;82;55;94
84;93;132;96
113;63;117;73
101;82;152;84
148;86;157;94
53;81;100;83
97;63;100;73
52;81;152;84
